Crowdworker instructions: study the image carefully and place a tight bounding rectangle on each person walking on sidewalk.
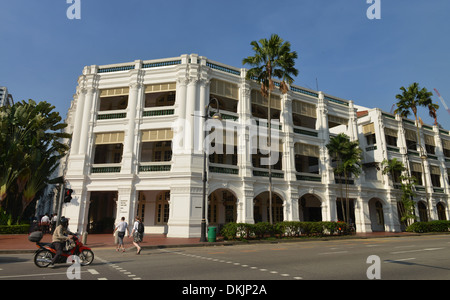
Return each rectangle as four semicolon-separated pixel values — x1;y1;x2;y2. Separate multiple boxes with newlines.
113;217;129;252
130;217;143;254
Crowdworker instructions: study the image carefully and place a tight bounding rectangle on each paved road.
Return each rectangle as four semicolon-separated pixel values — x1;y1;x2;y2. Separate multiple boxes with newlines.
1;234;449;281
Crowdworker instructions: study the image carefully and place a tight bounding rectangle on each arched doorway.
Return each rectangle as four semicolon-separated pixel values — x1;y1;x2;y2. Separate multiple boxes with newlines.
437;202;447;220
418;201;428;222
369;198;385;232
299;194;322;222
253;192;284;223
87;191;117;233
208;189;237;227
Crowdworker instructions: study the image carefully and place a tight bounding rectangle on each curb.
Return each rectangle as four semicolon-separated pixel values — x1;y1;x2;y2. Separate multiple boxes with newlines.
2;232;445;255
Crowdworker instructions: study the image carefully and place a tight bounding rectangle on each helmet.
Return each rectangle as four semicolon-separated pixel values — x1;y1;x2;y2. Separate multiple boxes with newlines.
60;217;69;228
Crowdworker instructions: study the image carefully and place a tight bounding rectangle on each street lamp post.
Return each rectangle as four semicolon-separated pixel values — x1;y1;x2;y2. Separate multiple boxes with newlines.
200;98;221;242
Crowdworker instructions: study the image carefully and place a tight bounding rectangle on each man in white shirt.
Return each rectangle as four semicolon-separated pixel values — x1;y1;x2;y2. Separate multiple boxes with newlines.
113;217;129;252
40;214;50;234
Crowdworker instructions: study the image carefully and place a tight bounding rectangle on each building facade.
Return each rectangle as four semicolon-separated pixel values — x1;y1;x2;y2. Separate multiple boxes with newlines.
61;54;449;237
0;86;14;107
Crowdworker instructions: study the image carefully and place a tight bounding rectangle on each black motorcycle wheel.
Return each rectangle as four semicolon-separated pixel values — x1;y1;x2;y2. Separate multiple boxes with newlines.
79;249;94;266
34;249;54;268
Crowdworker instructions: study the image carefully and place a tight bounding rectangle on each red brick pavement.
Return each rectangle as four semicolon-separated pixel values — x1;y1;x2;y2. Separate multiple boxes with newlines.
0;231;418;253
0;233;205;252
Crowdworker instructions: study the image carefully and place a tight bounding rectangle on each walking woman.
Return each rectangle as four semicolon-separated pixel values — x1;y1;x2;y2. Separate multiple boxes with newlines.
130;217;143;254
113;217;129;252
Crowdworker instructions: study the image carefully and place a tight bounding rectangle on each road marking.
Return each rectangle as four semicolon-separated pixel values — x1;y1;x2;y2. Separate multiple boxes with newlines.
384;258;416;263
0;271;91;279
391;248;444;254
88;269;99;275
318;251;348;255
96;255;141;280
159;249;303;280
393;245;416;249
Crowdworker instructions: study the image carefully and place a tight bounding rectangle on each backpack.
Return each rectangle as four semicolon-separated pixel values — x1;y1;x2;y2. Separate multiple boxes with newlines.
138;221;144;234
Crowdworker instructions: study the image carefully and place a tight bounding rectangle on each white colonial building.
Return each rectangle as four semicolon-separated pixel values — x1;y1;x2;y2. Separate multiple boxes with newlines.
61;54;449;237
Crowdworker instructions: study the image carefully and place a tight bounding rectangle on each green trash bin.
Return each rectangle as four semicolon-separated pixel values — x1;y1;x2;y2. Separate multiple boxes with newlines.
208;226;217;242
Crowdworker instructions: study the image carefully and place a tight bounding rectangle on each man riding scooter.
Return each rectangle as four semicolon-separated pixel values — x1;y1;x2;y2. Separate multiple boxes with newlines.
49;217;73;268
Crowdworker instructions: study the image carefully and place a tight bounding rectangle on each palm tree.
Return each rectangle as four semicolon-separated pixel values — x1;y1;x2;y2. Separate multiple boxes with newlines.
326;133;349;220
341;139;362;225
394;83;437;150
242;34;298;224
326;133;362;223
394;83;437;222
427;101;439;126
381;158;405;185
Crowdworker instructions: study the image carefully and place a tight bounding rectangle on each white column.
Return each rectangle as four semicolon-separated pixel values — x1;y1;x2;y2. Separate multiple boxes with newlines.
318;92;332;184
173;77;188;156
196;79;209;155
238;74;253;177
348;100;358;141
70;87;86;155
185;78;197;153
121;75;141;174
78;87;95;157
355;195;371;232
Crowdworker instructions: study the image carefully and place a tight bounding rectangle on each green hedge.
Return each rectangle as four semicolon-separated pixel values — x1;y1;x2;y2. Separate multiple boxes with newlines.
406;221;450;233
0;224;30;234
220;221;349;240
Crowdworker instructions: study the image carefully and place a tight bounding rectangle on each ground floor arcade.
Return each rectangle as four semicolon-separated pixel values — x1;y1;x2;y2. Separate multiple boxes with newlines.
61;179;449;237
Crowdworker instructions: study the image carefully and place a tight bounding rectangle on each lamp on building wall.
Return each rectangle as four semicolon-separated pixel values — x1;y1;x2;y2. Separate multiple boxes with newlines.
200;98;222;242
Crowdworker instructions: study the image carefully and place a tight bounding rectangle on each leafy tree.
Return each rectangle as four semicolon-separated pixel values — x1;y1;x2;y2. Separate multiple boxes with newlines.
0;100;70;223
243;34;298;224
381;159;416;225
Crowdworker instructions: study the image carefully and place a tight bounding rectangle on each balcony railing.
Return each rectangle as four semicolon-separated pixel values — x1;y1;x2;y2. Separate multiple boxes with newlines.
139;162;171;173
91;164;121;174
142;106;175;117
97;110;127;120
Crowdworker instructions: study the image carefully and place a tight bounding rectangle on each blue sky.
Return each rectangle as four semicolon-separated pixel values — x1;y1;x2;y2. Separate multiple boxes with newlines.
1;0;450;129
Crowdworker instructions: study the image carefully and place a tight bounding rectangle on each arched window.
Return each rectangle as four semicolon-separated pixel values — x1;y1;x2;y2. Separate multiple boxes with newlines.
375;201;384;225
418;201;428;222
437;202;447;221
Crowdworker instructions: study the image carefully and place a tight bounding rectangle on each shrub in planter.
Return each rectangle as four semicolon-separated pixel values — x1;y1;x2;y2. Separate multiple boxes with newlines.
406;221;450;233
253;222;273;238
278;221;301;237
221;221;351;240
221;222;239;240
0;224;30;234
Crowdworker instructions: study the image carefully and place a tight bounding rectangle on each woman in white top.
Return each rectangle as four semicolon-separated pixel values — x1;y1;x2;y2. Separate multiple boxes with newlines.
113;217;129;252
130;217;143;254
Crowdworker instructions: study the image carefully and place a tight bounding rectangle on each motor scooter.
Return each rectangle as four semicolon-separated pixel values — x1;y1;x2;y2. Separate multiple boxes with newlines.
29;231;94;268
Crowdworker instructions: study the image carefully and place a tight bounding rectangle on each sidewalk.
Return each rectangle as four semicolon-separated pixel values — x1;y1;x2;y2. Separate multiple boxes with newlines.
0;231;420;254
0;233;205;254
